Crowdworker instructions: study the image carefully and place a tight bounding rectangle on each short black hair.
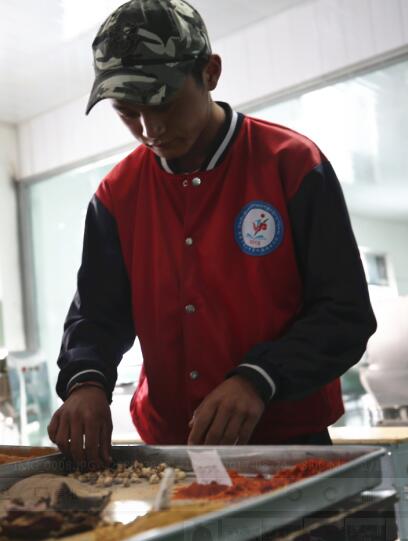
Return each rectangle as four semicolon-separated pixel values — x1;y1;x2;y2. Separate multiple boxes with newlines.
190;55;210;87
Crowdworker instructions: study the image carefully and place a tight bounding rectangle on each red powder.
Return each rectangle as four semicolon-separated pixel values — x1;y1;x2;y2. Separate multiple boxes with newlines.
174;458;345;500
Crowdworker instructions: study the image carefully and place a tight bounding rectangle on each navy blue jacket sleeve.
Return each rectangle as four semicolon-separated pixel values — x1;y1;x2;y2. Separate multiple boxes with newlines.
231;161;377;402
56;195;136;403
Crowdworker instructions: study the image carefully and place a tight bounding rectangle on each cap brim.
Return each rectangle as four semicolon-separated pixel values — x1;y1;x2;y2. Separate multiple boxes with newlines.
85;60;196;115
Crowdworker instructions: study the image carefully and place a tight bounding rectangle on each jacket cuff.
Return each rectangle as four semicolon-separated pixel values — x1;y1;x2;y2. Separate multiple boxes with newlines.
66;370;109;397
226;364;277;404
56;360;114;403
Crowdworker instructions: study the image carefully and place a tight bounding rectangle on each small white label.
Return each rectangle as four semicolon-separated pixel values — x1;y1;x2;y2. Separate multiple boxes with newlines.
188;450;233;487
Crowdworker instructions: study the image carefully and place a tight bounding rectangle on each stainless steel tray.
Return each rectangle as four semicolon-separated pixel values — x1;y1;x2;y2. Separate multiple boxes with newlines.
0;445;385;541
0;445;57;461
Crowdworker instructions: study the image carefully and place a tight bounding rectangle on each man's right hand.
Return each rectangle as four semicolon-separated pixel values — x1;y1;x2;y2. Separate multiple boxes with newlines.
47;386;112;469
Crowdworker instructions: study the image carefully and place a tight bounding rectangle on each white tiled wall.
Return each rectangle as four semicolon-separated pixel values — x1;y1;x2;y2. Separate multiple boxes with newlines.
402;0;408;41
214;0;408;101
18;97;135;181
370;0;405;54
16;0;408;179
340;0;375;64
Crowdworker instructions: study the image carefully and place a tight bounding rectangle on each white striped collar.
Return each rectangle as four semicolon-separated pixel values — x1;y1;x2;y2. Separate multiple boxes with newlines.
206;110;239;171
159;105;241;175
160;156;174;174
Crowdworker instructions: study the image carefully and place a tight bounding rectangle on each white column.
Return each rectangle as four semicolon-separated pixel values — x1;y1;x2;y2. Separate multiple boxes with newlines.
0;123;25;351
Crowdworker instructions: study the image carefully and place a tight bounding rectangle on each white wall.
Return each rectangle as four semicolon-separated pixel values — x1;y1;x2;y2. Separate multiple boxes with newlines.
0;123;25;350
215;0;408;107
17;97;135;181
17;0;408;179
351;215;408;296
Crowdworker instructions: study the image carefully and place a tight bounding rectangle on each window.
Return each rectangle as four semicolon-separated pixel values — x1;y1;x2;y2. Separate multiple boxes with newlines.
249;57;408;425
251;58;408;194
23;152;142;442
362;251;389;287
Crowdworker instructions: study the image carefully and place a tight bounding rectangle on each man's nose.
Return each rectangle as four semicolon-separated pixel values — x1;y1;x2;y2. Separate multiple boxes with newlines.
140;113;165;140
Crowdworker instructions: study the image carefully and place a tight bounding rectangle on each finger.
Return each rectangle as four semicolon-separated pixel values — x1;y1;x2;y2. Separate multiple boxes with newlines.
47;410;60;443
236;416;258;445
69;420;86;467
54;415;71;458
203;406;234;445
100;421;113;465
84;421;103;470
218;412;246;445
188;404;217;445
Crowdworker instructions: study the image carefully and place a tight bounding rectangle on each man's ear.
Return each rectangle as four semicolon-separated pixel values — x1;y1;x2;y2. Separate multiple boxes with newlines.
203;54;222;91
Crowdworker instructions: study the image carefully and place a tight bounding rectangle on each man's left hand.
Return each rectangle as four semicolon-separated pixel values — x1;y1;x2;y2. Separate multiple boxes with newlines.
187;375;265;445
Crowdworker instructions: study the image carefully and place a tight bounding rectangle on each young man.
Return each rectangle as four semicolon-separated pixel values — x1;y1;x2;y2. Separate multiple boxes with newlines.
48;0;376;467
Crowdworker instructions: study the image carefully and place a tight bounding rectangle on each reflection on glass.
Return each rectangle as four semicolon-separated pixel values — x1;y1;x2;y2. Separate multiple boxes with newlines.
28;152;143;442
253;59;408;189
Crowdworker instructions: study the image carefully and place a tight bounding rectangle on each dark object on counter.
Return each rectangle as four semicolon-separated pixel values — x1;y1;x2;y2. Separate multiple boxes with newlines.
1;499;63;538
0;473;110;539
1;498;101;539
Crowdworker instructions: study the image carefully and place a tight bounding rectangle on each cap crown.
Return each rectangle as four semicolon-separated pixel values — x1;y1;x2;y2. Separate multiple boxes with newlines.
93;0;211;73
86;0;212;112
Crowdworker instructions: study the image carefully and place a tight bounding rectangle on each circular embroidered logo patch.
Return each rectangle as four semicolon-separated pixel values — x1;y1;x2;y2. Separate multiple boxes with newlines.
235;201;284;256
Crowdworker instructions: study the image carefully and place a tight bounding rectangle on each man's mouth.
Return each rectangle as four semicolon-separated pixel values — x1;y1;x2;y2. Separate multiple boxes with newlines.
146;140;172;149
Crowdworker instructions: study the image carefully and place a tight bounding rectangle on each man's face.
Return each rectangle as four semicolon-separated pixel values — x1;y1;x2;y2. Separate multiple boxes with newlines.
112;75;210;160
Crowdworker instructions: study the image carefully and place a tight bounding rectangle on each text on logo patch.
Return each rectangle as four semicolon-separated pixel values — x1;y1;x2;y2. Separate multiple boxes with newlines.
235;201;284;256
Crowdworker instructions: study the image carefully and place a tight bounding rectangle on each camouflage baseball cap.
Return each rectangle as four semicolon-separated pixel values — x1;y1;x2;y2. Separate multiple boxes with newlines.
86;0;212;114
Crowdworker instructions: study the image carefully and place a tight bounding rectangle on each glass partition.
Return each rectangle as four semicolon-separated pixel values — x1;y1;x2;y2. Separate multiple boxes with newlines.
252;58;408;191
26;152;142;443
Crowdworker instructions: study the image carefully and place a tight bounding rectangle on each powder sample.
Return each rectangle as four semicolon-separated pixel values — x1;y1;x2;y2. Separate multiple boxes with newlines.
94;501;224;541
174;458;345;500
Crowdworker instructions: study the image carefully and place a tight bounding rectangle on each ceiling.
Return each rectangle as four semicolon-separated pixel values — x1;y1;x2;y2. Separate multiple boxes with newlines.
0;0;306;124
